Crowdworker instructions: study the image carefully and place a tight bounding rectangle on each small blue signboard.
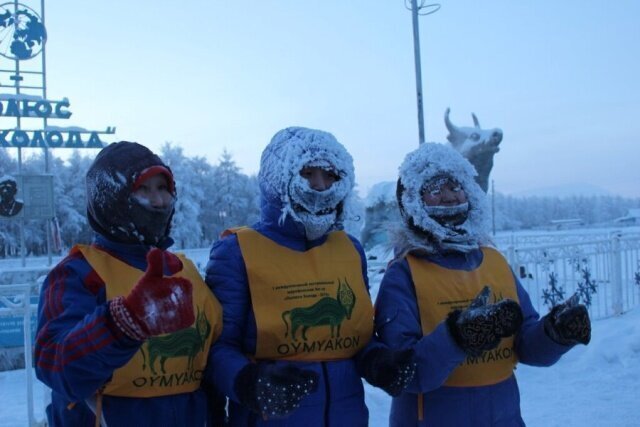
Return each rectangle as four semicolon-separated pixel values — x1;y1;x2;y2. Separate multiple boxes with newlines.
0;295;38;347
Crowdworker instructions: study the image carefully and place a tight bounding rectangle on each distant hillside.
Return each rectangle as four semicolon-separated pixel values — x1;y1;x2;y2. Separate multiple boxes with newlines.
361;181;640;242
511;183;612;198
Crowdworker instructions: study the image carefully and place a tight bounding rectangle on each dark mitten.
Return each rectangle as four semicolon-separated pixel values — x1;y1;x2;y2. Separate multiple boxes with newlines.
360;347;416;397
109;248;195;341
447;286;523;357
234;362;318;417
544;293;591;345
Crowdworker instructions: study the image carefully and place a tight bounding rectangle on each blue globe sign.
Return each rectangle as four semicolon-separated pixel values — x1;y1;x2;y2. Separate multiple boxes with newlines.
0;3;47;60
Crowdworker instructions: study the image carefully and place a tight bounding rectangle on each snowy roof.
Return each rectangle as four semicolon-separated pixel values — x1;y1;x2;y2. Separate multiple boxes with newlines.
615;208;640;222
627;208;640;217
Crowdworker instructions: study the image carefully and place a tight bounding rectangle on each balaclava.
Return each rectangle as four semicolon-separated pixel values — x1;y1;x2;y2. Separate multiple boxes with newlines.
86;141;176;246
258;127;355;240
393;142;491;255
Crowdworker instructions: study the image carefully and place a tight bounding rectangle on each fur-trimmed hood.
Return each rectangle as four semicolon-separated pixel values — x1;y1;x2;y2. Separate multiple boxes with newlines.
392;142;491;256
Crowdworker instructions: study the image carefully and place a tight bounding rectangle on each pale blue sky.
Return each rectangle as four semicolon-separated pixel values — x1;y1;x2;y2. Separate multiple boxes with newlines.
10;0;640;197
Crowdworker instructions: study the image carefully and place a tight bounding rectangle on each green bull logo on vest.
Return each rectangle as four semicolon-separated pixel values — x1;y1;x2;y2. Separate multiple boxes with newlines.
133;309;211;387
278;278;358;355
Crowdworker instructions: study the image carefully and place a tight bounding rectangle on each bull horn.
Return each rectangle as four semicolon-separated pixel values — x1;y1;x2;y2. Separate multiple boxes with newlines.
444;108;464;142
472;113;480;128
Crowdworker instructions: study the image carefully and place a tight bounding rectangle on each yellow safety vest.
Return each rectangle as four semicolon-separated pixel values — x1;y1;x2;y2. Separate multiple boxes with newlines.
407;247;519;387
232;228;373;361
75;245;222;397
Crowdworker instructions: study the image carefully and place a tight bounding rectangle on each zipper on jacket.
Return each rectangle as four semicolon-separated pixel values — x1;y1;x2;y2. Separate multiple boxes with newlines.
322;362;330;427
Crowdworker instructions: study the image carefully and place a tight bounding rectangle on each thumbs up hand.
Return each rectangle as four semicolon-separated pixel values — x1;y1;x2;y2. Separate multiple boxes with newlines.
109;248;194;341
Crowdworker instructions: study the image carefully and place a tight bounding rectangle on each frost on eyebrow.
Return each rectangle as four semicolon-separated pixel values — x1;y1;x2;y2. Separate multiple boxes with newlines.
421;175;458;195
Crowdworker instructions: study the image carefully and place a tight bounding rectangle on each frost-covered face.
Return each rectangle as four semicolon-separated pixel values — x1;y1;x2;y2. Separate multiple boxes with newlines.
258;127;356;240
421;175;467;207
290;165;341;215
395;142;491;253
421;175;469;228
289;163;345;240
300;166;338;192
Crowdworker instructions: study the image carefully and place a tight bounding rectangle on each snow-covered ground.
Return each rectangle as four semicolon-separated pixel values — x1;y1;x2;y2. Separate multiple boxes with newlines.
2;305;639;426
2;235;640;426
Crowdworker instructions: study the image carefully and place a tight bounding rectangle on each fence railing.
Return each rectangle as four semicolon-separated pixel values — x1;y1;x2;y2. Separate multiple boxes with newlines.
366;232;640;320
2;232;639;425
503;234;640;319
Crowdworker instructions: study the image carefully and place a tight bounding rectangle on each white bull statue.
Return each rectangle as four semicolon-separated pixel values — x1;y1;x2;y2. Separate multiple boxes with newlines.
445;108;503;192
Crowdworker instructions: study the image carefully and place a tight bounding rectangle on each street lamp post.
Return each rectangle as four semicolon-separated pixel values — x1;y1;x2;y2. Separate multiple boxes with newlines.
406;0;441;145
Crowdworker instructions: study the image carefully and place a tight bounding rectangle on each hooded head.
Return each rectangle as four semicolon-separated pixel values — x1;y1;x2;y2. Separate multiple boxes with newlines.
0;175;23;217
394;142;491;255
86;141;176;246
258;127;355;240
0;175;18;203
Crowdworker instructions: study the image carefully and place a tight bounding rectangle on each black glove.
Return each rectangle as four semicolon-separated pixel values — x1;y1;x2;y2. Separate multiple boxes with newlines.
360;347;416;397
234;362;318;417
544;293;591;345
447;286;523;357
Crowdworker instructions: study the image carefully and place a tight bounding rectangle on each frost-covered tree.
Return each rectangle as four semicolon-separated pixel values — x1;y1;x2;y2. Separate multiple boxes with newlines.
188;155;219;244
235;173;260;230
207;149;259;241
0;148;16;175
2;145;639;256
161;143;205;249
493;193;640;230
54;151;93;247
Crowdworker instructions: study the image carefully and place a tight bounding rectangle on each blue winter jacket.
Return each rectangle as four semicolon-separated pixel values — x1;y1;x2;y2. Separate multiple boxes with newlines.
375;248;573;427
205;199;376;427
34;235;219;427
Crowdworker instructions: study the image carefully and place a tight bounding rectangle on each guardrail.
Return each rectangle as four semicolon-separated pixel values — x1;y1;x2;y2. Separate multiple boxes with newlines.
493;229;640;249
505;234;640;319
364;233;640;320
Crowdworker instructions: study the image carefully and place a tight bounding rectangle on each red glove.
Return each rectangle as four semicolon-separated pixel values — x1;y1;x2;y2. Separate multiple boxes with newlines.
109;248;195;341
161;250;184;275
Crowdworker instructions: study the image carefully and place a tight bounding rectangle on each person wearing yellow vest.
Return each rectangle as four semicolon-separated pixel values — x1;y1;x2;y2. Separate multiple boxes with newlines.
375;142;591;426
205;127;416;426
34;141;223;426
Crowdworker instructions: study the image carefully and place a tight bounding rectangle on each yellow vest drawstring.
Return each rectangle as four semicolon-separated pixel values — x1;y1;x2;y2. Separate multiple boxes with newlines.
94;390;104;427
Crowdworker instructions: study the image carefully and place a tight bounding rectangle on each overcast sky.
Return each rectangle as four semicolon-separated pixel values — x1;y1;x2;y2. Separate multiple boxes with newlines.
7;0;640;198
